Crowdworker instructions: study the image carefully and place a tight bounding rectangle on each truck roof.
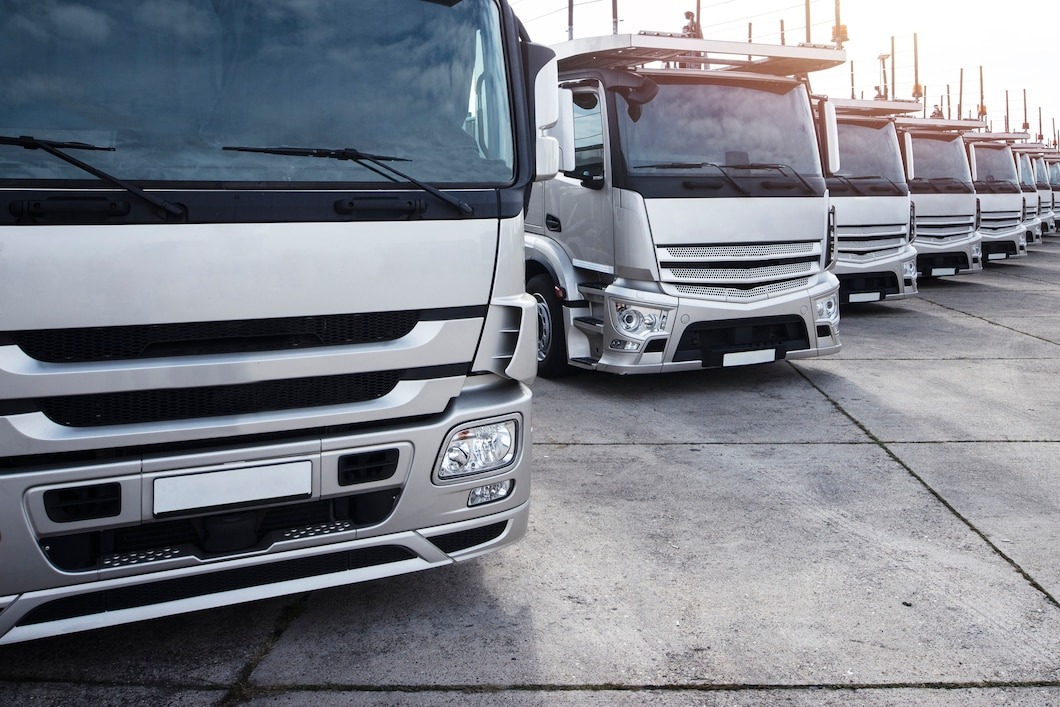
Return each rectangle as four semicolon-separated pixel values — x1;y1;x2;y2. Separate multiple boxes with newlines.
895;117;988;134
552;32;846;76
831;98;924;117
963;131;1031;143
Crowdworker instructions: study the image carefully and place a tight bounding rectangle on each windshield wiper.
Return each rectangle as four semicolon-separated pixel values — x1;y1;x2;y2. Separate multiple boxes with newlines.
634;161;748;195
727;162;815;195
223;145;474;216
0;134;185;219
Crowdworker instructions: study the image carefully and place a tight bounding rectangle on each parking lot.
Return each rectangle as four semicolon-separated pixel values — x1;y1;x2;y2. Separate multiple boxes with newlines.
2;239;1059;706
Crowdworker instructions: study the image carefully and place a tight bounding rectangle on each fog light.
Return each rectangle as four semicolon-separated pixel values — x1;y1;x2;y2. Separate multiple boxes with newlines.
902;260;918;279
1019;233;1027;246
610;339;641;351
439;420;516;480
972;243;982;257
468;480;513;507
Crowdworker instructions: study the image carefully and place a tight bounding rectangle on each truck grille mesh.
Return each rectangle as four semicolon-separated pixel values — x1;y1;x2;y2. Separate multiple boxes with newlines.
39;371;403;427
12;312;421;363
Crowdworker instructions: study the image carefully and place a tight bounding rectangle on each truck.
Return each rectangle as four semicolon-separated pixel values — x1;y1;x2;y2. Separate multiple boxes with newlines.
1046;154;1060;231
963;134;1029;261
525;33;845;376
0;0;558;645
1011;144;1056;237
1011;146;1045;244
828;99;920;304
894;118;984;278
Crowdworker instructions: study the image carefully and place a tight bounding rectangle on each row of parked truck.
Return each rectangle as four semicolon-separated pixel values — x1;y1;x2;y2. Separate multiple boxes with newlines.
525;32;1059;379
1;2;1055;645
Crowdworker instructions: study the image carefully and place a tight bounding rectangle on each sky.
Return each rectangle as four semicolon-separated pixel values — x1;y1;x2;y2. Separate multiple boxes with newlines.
514;0;1060;145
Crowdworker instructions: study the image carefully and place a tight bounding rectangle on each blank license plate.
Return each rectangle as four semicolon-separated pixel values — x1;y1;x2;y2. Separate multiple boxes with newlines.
987;253;1007;260
154;460;312;515
723;349;776;366
931;267;957;276
849;292;881;303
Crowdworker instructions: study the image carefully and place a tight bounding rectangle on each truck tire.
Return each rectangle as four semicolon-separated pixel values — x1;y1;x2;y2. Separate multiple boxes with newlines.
528;273;571;378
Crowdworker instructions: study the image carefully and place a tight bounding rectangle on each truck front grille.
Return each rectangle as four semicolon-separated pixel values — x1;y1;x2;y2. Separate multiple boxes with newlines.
659;241;822;301
11;312;422;363
39;371;404;427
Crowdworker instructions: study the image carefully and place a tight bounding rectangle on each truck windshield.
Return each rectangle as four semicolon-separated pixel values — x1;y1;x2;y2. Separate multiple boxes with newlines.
973;146;1018;185
835;122;906;183
617;78;821;178
1017;154;1036;189
909;135;972;182
1032;157;1050;188
0;0;514;187
1050;162;1060;188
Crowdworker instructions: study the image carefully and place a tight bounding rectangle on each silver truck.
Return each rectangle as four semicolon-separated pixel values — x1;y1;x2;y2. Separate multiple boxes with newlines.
0;0;558;644
963;135;1029;261
1011;145;1056;237
829;99;920;304
895;118;984;278
525;33;845;376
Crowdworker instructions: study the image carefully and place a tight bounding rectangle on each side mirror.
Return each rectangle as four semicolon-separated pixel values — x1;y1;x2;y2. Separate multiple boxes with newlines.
818;99;840;176
900;131;915;180
550;89;576;174
524;41;560;181
966;143;978;181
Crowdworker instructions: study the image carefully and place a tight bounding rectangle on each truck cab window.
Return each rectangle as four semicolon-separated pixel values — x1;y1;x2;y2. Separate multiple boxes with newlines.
568;91;605;181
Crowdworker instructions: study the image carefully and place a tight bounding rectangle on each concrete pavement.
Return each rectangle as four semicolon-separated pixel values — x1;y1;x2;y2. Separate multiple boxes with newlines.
2;240;1058;706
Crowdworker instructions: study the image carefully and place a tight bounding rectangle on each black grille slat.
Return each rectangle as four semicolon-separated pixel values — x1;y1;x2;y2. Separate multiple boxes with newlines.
12;312;422;363
38;371;403;427
18;545;417;626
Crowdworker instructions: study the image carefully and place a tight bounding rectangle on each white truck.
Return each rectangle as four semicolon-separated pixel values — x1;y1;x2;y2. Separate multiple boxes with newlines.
828;99;920;304
525;33;845;376
1012;147;1045;244
894;118;984;278
963;135;1029;261
0;0;558;644
1011;145;1056;237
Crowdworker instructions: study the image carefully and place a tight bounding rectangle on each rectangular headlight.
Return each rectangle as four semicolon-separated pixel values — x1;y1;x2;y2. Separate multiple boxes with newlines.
438;419;517;481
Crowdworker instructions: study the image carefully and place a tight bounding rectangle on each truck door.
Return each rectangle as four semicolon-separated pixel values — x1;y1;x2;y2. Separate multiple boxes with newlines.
545;87;615;272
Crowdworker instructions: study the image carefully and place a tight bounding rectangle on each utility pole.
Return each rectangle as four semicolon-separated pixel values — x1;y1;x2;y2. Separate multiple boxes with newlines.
568;0;573;40
612;0;618;35
912;34;922;99
805;0;811;44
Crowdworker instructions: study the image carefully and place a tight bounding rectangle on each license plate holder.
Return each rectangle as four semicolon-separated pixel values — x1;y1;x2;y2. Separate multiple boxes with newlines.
153;460;313;516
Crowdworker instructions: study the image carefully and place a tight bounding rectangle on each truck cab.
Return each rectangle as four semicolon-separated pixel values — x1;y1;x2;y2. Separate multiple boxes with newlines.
895;118;984;278
0;0;557;645
964;135;1029;261
525;33;845;376
828;99;919;304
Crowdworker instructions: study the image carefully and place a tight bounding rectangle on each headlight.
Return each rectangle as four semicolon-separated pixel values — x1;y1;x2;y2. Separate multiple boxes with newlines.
814;293;839;323
438;420;517;481
611;302;668;339
971;242;982;257
902;260;918;279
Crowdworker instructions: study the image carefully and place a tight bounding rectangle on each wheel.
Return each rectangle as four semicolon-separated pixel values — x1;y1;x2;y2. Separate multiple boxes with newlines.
527;273;571;378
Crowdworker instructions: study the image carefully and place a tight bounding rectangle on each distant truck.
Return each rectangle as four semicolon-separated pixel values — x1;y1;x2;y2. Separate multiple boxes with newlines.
525;33;845;375
963;134;1029;261
895;118;984;278
828;99;920;303
0;0;558;644
1011;145;1056;237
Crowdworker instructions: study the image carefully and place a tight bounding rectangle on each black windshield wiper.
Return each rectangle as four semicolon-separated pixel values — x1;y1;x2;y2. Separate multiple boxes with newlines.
728;162;816;195
0;134;185;219
831;174;866;195
223;145;474;216
909;177;943;193
634;162;748;195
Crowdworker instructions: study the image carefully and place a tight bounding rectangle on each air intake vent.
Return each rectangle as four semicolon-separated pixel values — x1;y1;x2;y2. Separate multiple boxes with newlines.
337;449;400;486
429;521;507;553
18;545;417;627
43;483;121;522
